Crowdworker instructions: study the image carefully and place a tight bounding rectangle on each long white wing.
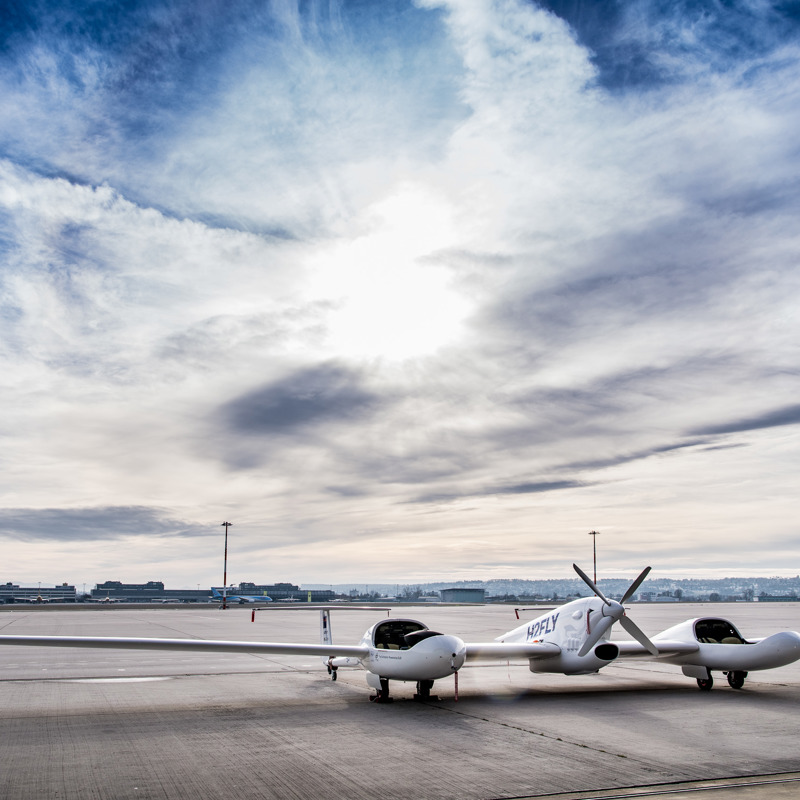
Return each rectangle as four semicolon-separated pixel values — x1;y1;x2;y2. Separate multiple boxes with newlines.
614;640;699;658
0;635;369;659
465;642;561;660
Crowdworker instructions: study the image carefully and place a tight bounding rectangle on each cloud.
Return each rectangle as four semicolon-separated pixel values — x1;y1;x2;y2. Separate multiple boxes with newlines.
689;403;800;436
412;479;587;504
1;0;800;584
0;507;206;542
538;0;800;88
0;0;467;234
560;440;708;472
222;362;380;435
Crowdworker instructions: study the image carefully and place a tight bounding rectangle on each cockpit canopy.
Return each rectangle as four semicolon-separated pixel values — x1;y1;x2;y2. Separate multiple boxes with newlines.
694;618;747;644
373;619;443;650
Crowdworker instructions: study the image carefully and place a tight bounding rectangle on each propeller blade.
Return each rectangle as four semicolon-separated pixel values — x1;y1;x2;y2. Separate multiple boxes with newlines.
619;566;652;605
619;615;659;656
573;563;611;605
578;614;614;657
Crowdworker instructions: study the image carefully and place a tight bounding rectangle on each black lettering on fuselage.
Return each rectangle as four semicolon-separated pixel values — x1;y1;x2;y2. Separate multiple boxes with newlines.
527;612;559;641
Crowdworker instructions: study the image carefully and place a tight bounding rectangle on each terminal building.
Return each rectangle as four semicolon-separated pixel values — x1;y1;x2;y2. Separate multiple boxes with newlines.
1;582;77;603
89;581;335;603
92;581;210;603
237;582;335;603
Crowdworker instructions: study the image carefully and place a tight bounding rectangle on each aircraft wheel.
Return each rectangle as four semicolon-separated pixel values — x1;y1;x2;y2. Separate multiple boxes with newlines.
414;679;434;700
370;678;393;703
697;676;713;691
727;670;747;689
331;668;337;682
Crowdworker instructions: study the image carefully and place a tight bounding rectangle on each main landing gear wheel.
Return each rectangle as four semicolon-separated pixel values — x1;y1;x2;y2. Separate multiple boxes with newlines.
414;680;435;701
370;678;393;703
697;675;714;691
726;670;747;689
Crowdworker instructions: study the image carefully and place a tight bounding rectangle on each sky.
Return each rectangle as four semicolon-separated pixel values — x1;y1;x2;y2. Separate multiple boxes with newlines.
1;0;800;590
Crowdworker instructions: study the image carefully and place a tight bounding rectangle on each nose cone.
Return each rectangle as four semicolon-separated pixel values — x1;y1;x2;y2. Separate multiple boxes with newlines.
603;600;624;621
413;634;467;679
443;634;467;672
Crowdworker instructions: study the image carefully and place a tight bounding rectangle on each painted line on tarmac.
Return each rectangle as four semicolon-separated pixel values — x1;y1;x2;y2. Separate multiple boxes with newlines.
501;773;800;800
57;677;174;683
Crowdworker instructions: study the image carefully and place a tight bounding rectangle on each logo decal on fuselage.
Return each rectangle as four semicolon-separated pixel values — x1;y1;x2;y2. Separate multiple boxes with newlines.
527;613;560;641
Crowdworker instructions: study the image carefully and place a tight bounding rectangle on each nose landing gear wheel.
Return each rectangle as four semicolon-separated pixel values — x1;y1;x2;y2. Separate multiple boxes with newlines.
697;676;714;691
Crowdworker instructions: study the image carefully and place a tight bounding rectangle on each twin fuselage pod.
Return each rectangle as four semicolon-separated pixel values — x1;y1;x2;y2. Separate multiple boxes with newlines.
653;617;800;690
323;615;466;701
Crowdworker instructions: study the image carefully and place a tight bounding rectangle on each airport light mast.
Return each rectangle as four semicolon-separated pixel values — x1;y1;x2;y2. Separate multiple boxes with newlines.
588;530;600;586
221;521;233;610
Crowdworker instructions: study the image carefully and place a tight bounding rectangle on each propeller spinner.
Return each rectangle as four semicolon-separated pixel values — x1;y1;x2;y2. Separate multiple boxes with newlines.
573;563;659;657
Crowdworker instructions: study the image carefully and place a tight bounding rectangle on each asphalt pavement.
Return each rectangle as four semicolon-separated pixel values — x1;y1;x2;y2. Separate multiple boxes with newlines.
0;602;798;800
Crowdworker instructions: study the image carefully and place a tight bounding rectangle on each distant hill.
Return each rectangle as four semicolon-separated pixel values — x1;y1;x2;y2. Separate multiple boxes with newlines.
304;575;800;601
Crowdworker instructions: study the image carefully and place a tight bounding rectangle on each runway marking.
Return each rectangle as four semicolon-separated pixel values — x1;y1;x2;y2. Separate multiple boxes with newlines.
500;774;800;799
57;677;174;684
0;668;312;683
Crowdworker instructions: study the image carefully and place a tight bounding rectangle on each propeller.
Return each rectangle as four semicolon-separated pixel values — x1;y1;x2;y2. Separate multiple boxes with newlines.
573;564;659;657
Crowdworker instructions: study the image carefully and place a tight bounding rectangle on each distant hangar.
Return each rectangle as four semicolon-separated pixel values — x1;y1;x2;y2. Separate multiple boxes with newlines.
439;588;485;603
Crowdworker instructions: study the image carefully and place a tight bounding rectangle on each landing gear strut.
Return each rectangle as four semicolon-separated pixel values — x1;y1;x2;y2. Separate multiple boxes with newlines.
370;678;393;703
414;679;435;701
726;670;747;689
326;660;338;681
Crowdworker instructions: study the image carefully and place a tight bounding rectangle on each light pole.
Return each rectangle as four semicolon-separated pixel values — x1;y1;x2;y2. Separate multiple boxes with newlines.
221;521;233;610
588;530;600;585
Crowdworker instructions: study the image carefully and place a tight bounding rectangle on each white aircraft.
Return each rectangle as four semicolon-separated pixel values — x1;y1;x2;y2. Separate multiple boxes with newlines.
93;594;120;603
14;594;51;604
211;588;273;605
1;564;799;701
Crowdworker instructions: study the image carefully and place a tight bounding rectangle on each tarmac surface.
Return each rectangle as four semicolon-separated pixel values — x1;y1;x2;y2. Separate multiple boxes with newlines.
0;602;798;800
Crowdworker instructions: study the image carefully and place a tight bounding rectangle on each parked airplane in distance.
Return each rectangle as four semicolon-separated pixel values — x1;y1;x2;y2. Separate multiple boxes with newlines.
211;587;273;605
11;594;50;604
92;594;120;603
1;565;799;702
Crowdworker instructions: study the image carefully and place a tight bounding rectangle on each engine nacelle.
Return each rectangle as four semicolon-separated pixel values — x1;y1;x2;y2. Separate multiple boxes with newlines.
529;642;619;675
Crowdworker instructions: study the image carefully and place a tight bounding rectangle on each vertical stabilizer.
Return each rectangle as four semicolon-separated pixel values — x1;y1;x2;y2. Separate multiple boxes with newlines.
320;608;333;663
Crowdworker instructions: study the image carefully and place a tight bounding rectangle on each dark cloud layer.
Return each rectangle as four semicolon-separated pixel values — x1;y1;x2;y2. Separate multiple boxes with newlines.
0;507;205;542
561;440;708;472
223;363;379;435
689;403;800;436
540;0;800;89
413;479;585;504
